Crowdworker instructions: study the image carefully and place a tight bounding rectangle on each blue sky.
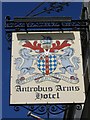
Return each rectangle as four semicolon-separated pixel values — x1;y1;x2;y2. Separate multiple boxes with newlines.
2;2;82;19
2;2;82;119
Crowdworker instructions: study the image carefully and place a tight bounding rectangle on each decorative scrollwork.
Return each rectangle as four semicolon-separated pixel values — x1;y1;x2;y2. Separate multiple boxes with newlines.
50;105;57;112
43;2;67;14
6;32;12;42
76;104;82;110
5;18;89;32
14;106;20;112
5;32;12;50
5;16;11;21
22;105;69;116
49;105;69;115
38;105;46;113
13;104;84;119
31;2;70;16
28;105;47;115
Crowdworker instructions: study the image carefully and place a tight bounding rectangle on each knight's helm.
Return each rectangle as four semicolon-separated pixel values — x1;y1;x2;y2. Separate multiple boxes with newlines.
41;35;52;50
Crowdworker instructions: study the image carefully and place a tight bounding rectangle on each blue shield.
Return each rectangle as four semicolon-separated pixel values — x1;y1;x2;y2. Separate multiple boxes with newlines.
37;55;57;75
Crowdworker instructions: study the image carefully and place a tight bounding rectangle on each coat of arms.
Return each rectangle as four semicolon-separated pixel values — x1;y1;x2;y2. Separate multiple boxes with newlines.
14;35;80;85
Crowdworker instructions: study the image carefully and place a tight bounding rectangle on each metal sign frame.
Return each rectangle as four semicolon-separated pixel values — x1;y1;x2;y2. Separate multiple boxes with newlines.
5;16;89;119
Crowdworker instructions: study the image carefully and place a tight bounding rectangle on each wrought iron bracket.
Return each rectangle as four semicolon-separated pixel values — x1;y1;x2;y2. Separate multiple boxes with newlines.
5;16;88;119
5;16;90;32
5;16;89;51
13;104;83;119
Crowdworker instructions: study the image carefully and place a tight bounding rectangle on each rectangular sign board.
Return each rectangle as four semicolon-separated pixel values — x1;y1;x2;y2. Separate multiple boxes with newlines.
10;31;85;104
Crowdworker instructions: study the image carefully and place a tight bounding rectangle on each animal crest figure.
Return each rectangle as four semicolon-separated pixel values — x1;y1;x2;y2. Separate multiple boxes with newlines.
14;48;35;79
59;47;80;77
22;37;71;75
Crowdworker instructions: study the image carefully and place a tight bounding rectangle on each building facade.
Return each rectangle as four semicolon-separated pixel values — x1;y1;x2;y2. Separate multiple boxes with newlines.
80;2;90;119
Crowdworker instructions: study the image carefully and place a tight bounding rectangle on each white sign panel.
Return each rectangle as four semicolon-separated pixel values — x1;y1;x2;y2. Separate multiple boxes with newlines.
10;31;85;104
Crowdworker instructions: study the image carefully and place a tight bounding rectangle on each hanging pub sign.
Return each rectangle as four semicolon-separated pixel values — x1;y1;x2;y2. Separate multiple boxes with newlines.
10;31;85;104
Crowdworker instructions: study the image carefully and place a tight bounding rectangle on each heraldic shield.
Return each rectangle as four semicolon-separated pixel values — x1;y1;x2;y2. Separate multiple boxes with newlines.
37;55;57;75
